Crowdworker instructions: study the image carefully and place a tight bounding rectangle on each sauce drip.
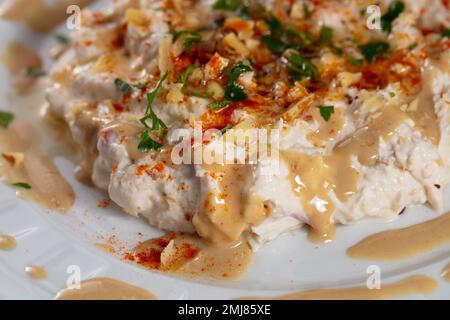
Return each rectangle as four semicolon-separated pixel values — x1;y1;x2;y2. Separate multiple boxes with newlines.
240;275;437;300
347;212;450;261
0;121;75;212
442;264;450;283
283;105;406;242
0;234;16;251
1;41;42;94
127;233;253;280
193;163;268;245
55;278;156;300
25;265;47;280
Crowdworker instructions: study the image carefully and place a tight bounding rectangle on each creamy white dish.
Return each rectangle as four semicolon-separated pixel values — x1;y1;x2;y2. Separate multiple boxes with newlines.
38;0;450;253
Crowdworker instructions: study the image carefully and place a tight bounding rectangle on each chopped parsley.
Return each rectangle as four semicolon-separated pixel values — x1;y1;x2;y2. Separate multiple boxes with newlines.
381;1;405;32
55;34;70;45
114;78;133;92
0;111;14;128
262;15;314;54
169;30;201;52
286;27;313;46
208;100;232;110
212;0;242;11
138;71;169;152
138;130;162;153
261;36;287;54
359;41;390;62
181;65;198;87
442;29;450;38
12;182;31;189
319;26;333;44
319;105;335;122
303;4;311;19
223;60;253;102
114;78;151;92
287;51;319;81
27;67;46;78
347;57;363;67
220;124;233;135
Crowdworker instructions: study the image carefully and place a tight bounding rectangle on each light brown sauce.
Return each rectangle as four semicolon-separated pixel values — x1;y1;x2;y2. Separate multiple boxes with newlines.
1;41;42;94
0;234;16;251
0;0;94;33
129;233;252;280
193;164;268;245
407;52;450;144
25;265;47;280
241;275;437;300
95;243;116;254
55;277;156;300
0;121;75;212
306;107;345;148
347;211;450;261
283;105;406;242
442;264;450;283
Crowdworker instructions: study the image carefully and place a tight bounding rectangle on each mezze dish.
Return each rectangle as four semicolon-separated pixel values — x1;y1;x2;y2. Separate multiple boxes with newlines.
1;0;450;284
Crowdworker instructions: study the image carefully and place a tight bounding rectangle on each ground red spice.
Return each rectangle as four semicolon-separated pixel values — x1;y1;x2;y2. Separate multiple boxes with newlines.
97;199;111;209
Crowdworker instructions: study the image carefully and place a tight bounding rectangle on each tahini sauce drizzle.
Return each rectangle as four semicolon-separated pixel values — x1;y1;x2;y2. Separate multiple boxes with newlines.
347;212;450;261
55;278;156;300
442;264;450;283
25;265;47;280
0;120;75;212
0;234;16;251
130;233;252;280
240;275;437;300
1;41;42;94
283;105;406;242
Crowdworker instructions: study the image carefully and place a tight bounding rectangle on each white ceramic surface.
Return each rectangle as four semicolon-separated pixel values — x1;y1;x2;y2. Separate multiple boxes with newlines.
0;0;449;300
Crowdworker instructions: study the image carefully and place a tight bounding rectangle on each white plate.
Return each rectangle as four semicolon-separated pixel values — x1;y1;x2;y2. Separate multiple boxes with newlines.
0;1;450;300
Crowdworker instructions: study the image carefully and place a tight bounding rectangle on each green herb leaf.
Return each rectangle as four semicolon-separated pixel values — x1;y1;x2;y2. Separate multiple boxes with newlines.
319;105;334;122
183;32;201;51
139;71;169;131
27;67;46;77
347;57;363;67
442;28;450;38
220;124;233;135
208;100;232;110
12;182;31;189
0;111;14;128
303;4;311;19
287;51;319;81
181;65;197;87
55;34;70;45
261;35;286;54
212;0;242;11
359;41;390;62
286;27;314;46
138;131;162;152
225;82;247;101
223;61;253;102
319;26;333;44
226;61;253;82
265;15;284;38
381;1;405;32
169;30;201;52
114;78;133;93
